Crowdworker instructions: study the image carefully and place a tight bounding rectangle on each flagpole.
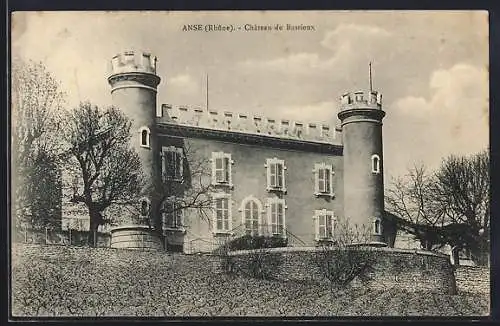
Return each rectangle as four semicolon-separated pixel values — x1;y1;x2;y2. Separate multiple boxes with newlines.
369;62;373;93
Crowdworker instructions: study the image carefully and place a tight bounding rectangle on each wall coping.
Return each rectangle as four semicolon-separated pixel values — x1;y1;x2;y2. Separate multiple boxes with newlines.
227;245;450;259
157;123;343;155
109;225;155;233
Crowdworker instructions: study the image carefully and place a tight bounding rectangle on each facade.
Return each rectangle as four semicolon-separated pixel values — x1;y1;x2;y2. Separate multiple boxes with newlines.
103;50;389;253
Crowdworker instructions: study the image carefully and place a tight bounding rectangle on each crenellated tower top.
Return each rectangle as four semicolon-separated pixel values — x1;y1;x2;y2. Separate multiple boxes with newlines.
109;51;158;75
339;90;383;111
107;51;161;93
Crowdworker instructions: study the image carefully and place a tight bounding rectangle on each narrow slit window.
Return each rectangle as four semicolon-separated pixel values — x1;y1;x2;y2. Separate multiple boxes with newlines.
374;219;382;235
371;154;380;174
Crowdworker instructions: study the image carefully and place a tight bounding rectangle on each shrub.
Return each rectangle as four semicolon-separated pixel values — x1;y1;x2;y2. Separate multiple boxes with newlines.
315;246;377;290
223;234;288;251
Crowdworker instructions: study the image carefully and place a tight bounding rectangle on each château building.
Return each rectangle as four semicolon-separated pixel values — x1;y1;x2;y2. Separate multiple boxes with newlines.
65;50;400;253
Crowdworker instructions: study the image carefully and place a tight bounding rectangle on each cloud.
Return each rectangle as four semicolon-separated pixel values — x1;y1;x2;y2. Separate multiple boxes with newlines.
239;24;392;75
385;63;488;178
168;74;198;93
320;24;392;51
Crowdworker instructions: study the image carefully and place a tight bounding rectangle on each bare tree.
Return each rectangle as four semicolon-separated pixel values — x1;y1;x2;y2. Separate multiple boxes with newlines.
385;164;448;250
11;57;65;228
434;151;490;265
62;102;143;244
315;216;376;291
151;140;216;248
386;151;490;265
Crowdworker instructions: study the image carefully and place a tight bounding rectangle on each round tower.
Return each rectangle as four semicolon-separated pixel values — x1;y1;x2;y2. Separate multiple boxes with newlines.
337;90;386;244
107;51;163;250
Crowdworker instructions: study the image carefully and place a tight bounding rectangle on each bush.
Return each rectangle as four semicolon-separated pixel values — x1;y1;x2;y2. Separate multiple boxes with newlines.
315;246;377;290
222;234;288;251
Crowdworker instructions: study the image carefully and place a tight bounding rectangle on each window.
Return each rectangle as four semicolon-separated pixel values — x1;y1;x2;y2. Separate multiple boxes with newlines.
212;194;232;233
162;198;184;230
139;197;151;217
265;158;286;192
139;126;151;148
373;217;382;235
162;146;184;181
211;152;233;187
314;209;336;241
240;196;262;236
313;163;335;197
371;154;381;174
267;198;286;237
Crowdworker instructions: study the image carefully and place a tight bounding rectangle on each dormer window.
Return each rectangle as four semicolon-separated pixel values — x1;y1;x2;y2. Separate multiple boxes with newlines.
371;154;381;174
139;126;151;148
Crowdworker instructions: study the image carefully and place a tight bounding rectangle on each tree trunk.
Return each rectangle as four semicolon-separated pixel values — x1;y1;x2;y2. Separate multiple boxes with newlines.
88;207;101;247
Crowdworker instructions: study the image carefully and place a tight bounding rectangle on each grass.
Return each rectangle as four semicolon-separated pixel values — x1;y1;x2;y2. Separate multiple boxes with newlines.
11;243;490;317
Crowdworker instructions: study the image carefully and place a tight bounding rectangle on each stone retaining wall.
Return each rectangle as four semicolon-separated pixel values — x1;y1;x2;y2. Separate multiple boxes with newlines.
454;266;490;294
224;246;457;294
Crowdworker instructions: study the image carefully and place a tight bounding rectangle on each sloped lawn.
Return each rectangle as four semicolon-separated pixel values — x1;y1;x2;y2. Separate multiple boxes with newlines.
11;244;489;317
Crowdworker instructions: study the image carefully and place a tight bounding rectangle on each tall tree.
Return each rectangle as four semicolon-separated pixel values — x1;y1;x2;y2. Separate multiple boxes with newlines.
434;151;490;265
386;151;490;265
11;57;65;228
385;164;447;250
63;102;143;244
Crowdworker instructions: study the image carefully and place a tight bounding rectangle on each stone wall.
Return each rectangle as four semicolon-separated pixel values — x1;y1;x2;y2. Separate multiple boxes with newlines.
225;246;457;294
454;266;490;294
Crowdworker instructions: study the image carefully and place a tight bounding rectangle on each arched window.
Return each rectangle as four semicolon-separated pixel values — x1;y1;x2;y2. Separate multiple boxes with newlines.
138;126;151;148
240;196;262;236
371;154;380;174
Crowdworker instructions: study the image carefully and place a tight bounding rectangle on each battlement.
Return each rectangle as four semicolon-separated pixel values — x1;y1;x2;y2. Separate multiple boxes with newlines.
109;51;158;76
158;104;341;144
340;91;382;110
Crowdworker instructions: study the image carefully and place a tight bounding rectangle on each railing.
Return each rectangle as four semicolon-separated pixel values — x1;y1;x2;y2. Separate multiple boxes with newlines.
184;223;308;254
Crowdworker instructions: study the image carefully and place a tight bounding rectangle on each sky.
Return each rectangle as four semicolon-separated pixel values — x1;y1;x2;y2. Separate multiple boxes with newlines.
11;11;489;182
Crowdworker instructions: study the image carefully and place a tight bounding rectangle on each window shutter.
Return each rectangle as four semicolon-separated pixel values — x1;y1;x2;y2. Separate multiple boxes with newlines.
178;206;184;227
270;163;277;187
161;151;166;181
227;198;232;231
224;157;230;182
314;165;319;194
326;214;333;238
278;202;284;234
271;202;277;233
277;163;283;188
318;168;325;193
211;153;217;185
176;151;183;180
325;169;331;194
314;214;320;241
215;198;222;231
319;214;326;238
